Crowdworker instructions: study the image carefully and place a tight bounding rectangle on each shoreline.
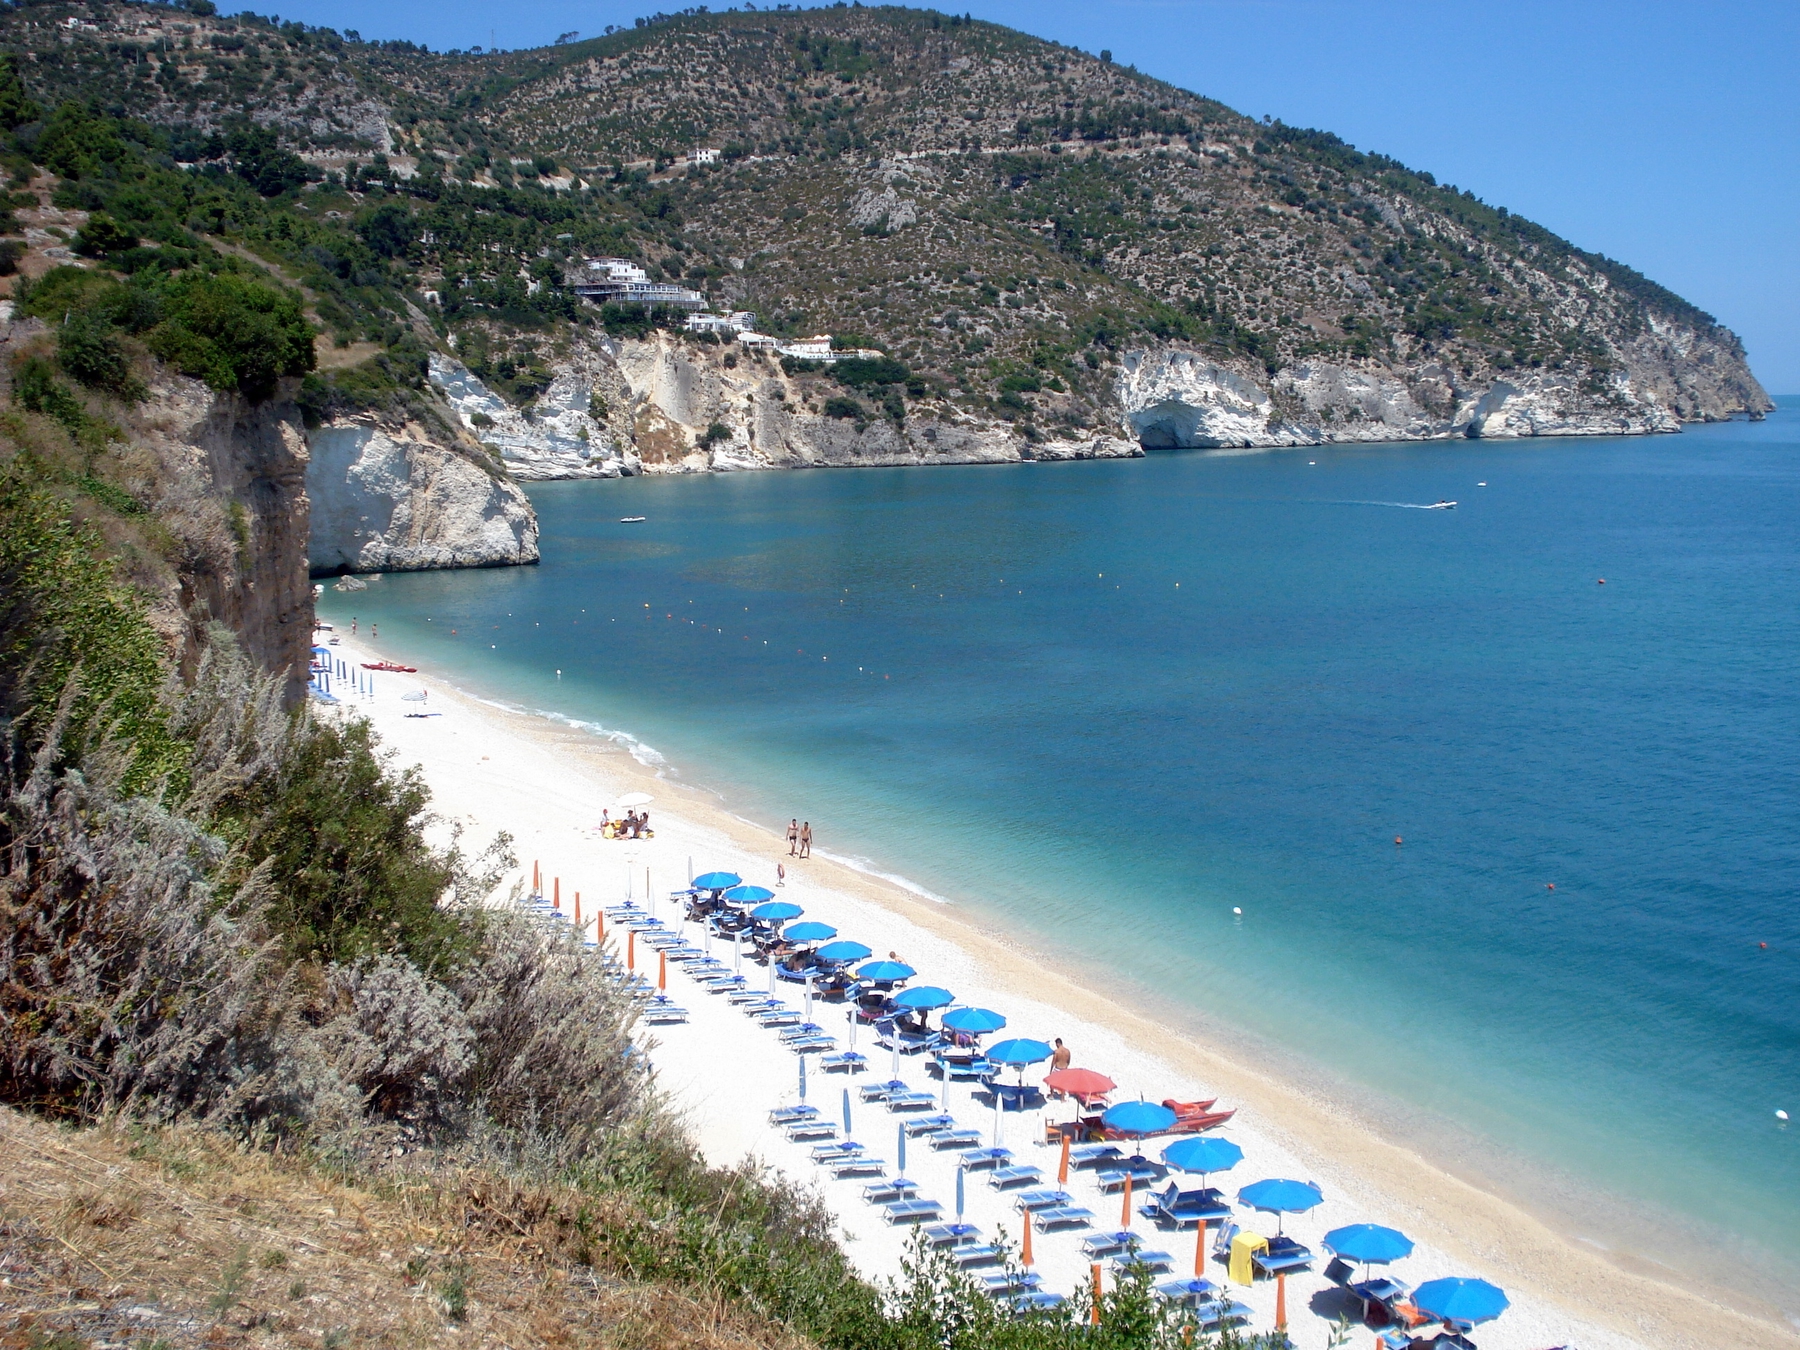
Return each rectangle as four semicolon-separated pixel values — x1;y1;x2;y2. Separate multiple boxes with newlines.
314;631;1798;1350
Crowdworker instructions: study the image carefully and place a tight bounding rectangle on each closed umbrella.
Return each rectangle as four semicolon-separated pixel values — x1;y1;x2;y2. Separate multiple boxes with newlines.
1411;1277;1509;1327
842;1087;853;1137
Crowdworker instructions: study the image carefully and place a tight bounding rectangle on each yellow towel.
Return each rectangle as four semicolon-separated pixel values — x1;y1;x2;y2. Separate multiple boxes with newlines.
1228;1231;1268;1286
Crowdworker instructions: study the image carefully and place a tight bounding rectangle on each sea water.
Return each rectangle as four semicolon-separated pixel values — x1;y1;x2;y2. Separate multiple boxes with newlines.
320;409;1800;1307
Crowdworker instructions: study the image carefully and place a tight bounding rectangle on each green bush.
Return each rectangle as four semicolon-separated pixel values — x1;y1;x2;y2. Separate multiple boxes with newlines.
145;272;315;397
831;355;909;390
73;213;138;258
823;395;864;420
59;314;144;400
12;356;91;436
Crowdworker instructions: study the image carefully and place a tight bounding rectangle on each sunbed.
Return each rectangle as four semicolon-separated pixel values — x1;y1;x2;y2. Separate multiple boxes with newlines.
859;1079;909;1103
929;1129;984;1151
810;1140;866;1162
819;1051;869;1074
957;1146;1012;1171
885;1091;940;1112
1211;1221;1239;1261
1030;1205;1095;1231
786;1035;836;1054
768;1104;818;1125
932;1055;996;1081
882;1198;943;1225
1011;1188;1071;1212
702;975;748;994
642;1005;689;1024
1349;1276;1410;1324
1141;1183;1232;1229
1068;1143;1124;1169
950;1243;1005;1268
920;1222;980;1248
977;1270;1042;1296
903;1113;958;1136
757;1009;802;1029
1080;1229;1138;1258
785;1120;838;1142
728;988;775;1006
778;1022;827;1042
830;1155;887;1178
986;1165;1043;1190
862;1178;920;1204
1095;1159;1166;1192
1111;1248;1174;1274
1252;1233;1314;1276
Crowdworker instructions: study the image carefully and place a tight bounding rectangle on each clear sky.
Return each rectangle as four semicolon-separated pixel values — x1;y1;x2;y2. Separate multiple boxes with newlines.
264;0;1798;393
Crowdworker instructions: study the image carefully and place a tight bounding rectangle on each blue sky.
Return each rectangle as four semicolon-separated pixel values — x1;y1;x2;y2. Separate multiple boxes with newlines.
265;0;1798;392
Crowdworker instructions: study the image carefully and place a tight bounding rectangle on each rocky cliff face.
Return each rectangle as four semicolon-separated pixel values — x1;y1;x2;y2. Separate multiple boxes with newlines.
306;414;539;574
432;334;1140;478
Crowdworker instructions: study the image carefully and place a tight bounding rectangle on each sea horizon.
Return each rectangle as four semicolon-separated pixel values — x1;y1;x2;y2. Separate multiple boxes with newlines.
319;405;1800;1322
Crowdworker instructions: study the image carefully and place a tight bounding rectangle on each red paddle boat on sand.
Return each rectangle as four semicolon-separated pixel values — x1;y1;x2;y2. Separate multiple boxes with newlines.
361;660;417;673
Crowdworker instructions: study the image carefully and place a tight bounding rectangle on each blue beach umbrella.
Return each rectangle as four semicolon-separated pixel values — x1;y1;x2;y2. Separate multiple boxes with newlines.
1162;1136;1244;1178
1237;1178;1323;1233
897;1121;908;1175
1411;1277;1509;1326
892;985;954;1011
693;871;742;890
955;1166;965;1219
842;1087;853;1137
784;921;839;944
726;884;777;905
1323;1224;1414;1266
941;1007;1008;1035
986;1038;1054;1066
798;1053;807;1102
817;940;873;964
856;960;916;983
1102;1101;1180;1138
750;900;804;922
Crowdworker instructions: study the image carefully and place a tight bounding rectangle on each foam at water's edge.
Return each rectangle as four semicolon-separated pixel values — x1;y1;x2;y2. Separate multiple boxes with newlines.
811;847;954;905
459;689;672;769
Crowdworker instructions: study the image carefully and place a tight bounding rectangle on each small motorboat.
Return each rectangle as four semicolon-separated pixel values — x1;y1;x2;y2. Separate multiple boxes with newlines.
362;660;418;673
620;515;647;523
1426;500;1457;509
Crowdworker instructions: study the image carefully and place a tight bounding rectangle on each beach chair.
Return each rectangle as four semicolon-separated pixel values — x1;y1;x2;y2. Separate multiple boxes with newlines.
1012;1187;1070;1211
758;1009;802;1029
929;1129;983;1151
950;1243;1005;1268
986;1165;1043;1191
862;1177;920;1204
1005;1291;1066;1313
810;1140;866;1163
1080;1229;1137;1259
830;1155;887;1178
819;1051;869;1074
882;1198;943;1225
1112;1248;1175;1274
642;1004;689;1024
769;1104;819;1125
1211;1221;1239;1262
920;1222;980;1248
1251;1234;1313;1276
778;1021;826;1041
1030;1205;1095;1232
885;1091;939;1112
729;989;775;1006
787;1035;836;1054
702;975;748;994
957;1146;1013;1171
1142;1183;1232;1229
1193;1296;1253;1330
977;1270;1042;1297
1068;1143;1124;1169
903;1113;958;1136
859;1079;909;1103
785;1120;838;1142
1095;1159;1165;1192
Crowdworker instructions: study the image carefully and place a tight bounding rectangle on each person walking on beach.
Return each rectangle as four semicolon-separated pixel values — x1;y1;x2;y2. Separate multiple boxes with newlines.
351;617;357;634
1048;1037;1072;1099
798;822;812;859
777;862;786;887
786;819;799;856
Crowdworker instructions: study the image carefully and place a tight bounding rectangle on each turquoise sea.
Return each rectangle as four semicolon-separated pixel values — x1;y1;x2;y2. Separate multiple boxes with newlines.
320;407;1800;1311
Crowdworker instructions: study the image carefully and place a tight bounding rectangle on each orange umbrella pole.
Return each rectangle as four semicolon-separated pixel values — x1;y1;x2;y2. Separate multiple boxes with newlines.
1275;1271;1288;1333
1058;1133;1071;1186
597;911;605;945
532;860;540;896
627;930;636;970
574;893;582;926
658;950;667;992
1120;1172;1133;1228
1195;1219;1208;1276
553;876;560;910
1090;1263;1103;1325
1020;1209;1033;1267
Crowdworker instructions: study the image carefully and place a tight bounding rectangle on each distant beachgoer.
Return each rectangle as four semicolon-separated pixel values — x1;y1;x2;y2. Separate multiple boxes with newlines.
638;810;650;837
777;862;786;887
600;808;611;834
351;617;357;634
798;822;812;858
371;623;378;639
1051;1038;1071;1071
786;819;799;856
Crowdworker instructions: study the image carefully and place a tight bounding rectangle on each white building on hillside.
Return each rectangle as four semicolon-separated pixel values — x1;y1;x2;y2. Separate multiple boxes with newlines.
572;257;706;310
690;147;721;165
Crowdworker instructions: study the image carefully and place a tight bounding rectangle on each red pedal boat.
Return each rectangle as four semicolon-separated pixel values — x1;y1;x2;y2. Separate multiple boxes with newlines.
361;661;417;673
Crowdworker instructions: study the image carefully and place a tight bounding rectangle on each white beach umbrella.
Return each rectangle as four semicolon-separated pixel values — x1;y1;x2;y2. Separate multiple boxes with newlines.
615;791;654;808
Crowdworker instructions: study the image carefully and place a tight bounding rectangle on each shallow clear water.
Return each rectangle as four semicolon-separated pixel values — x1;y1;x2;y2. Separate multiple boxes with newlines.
321;409;1800;1290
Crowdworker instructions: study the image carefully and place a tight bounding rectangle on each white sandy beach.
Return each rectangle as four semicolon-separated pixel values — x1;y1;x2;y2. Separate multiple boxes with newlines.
314;632;1796;1350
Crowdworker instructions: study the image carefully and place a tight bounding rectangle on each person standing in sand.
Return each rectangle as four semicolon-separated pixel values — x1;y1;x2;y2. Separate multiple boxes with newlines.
1048;1037;1072;1099
798;822;812;858
786;819;799;856
777;862;786;887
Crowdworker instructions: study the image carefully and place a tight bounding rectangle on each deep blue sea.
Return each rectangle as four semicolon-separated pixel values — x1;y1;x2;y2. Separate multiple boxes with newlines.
320;408;1800;1300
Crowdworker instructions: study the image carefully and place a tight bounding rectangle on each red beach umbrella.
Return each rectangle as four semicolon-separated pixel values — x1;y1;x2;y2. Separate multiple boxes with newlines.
1046;1067;1116;1099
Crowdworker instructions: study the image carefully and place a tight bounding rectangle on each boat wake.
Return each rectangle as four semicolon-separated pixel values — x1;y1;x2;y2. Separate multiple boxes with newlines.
1336;500;1458;510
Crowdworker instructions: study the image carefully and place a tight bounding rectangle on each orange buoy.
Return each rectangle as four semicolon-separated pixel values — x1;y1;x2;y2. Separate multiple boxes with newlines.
1395;836;1403;846
1547;883;1555;891
1598;578;1606;585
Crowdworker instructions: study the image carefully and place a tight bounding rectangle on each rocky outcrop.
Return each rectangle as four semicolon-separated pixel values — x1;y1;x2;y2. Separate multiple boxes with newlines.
306;416;539;574
1116;345;1735;450
430;334;1140;479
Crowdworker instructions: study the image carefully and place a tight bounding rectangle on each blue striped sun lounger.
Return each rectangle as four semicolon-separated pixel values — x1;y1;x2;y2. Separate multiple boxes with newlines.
883;1198;942;1225
951;1243;1005;1268
642;1005;689;1024
1068;1143;1125;1169
957;1147;1013;1171
758;1010;802;1028
1192;1297;1253;1330
1095;1161;1166;1192
1012;1188;1072;1212
859;1079;909;1103
1030;1205;1095;1232
929;1129;983;1151
903;1114;958;1136
978;1271;1042;1296
785;1120;838;1142
986;1165;1043;1190
820;1052;869;1073
830;1155;887;1178
810;1140;865;1162
1112;1249;1175;1274
728;989;774;1005
920;1222;980;1248
778;1022;827;1042
787;1035;836;1054
1252;1236;1314;1276
1006;1291;1067;1313
885;1091;939;1112
702;976;748;994
769;1104;818;1125
862;1178;919;1204
1080;1229;1137;1258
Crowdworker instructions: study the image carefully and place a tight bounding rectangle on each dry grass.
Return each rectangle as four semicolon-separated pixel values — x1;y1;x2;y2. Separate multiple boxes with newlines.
0;1108;808;1350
